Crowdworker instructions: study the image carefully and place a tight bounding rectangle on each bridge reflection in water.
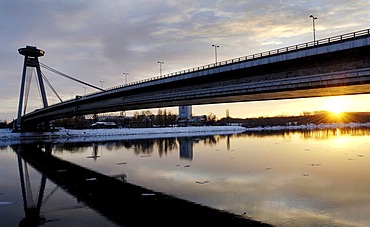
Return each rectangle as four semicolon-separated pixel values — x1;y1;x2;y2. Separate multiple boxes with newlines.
14;143;270;226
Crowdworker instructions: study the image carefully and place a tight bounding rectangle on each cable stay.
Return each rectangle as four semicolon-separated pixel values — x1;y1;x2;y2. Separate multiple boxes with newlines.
39;62;105;92
23;68;33;115
24;68;58;114
41;72;63;103
34;69;43;107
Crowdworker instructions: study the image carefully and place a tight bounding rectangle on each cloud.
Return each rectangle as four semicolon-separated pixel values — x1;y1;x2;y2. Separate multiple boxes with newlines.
1;0;370;120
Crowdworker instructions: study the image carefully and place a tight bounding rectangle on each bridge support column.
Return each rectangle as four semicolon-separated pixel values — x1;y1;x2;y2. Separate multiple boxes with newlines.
15;46;48;131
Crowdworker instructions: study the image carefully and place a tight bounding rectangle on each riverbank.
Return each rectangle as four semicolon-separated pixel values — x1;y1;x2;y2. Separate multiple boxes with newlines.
0;126;247;146
2;122;370;146
243;122;370;131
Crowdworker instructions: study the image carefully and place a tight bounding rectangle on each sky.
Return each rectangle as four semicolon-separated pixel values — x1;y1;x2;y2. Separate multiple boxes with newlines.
1;0;370;122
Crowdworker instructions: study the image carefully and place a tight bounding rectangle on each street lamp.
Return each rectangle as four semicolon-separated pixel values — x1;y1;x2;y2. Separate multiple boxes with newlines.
309;14;317;44
83;86;87;96
99;80;105;89
123;72;129;85
158;61;164;77
212;44;219;64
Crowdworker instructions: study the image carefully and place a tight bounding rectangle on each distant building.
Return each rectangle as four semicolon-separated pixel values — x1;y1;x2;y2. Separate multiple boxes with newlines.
178;106;192;126
179;106;192;120
177;106;206;126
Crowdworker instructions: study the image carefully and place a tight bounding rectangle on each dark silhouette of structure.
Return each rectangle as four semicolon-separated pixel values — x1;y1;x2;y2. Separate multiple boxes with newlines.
16;46;48;131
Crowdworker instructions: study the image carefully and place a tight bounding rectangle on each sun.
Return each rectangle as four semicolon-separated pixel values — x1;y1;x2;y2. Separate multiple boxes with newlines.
322;96;347;115
327;103;343;115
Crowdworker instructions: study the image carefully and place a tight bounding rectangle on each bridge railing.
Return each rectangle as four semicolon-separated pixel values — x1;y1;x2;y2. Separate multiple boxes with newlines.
106;28;370;92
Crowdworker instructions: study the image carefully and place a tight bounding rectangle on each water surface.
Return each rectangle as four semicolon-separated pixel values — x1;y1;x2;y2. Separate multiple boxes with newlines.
1;128;369;226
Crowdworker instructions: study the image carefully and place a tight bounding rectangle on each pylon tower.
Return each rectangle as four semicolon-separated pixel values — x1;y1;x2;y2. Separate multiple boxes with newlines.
16;46;48;131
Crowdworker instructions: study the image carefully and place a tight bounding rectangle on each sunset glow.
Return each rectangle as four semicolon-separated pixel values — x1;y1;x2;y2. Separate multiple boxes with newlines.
322;96;349;115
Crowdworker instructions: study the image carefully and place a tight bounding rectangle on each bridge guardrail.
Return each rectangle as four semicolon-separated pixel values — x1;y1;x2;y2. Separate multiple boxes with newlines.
103;28;370;93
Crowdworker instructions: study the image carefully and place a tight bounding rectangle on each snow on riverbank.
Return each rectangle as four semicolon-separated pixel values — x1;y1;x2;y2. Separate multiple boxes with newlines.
1;122;370;146
0;126;247;146
243;122;370;131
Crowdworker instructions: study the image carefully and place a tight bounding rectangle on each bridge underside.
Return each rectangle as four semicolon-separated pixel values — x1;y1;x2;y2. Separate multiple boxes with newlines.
20;74;370;129
136;84;370;108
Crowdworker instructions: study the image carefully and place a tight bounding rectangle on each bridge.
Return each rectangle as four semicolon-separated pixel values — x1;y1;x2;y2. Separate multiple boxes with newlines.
15;28;370;131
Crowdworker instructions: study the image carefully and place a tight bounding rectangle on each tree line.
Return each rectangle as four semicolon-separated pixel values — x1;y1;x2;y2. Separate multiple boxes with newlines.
2;110;370;129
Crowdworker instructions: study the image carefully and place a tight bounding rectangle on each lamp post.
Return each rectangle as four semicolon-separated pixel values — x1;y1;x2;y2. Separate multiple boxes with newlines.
212;44;219;63
158;61;164;77
99;80;105;89
123;72;129;85
83;86;87;96
309;15;317;44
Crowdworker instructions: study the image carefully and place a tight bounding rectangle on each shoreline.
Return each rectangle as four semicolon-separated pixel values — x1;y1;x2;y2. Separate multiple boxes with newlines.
1;122;370;146
243;122;370;131
0;126;247;146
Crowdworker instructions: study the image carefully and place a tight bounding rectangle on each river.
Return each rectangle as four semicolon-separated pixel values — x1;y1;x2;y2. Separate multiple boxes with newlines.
1;128;369;226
